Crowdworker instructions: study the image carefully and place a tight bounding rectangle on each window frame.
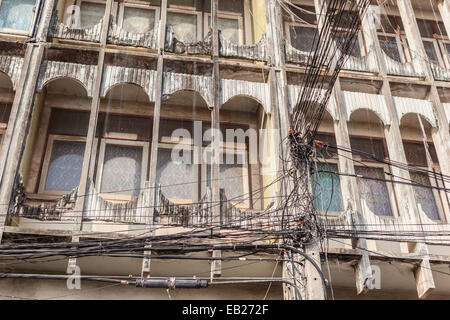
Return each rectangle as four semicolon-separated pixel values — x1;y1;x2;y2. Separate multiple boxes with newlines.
377;31;411;63
0;0;37;35
167;6;202;42
63;0;107;29
409;166;445;222
422;37;446;68
284;22;316;52
96;138;149;200
437;39;450;69
311;158;344;215
156;142;198;204
217;146;250;209
204;12;244;45
117;1;160;34
0;124;6;146
354;162;399;219
39;134;92;196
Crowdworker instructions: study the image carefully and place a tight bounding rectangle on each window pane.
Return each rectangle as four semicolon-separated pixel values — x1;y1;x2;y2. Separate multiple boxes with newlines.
220;163;244;201
417;20;434;38
49;110;90;137
168;0;200;9
445;43;450;61
0;103;12;124
403;142;427;166
167;11;197;43
45;141;85;191
284;5;316;25
156;148;194;200
410;171;440;220
100;144;143;196
0;0;35;31
289;26;318;52
378;15;403;34
123;7;156;33
378;34;401;62
355;166;393;216
205;0;243;14
80;2;105;28
102;114;151;141
312;163;343;212
333;30;361;57
350;137;386;160
423;40;439;64
218;17;240;44
314;133;336;159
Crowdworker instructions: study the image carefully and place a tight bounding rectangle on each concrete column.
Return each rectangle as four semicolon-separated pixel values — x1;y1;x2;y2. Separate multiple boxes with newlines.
437;0;450;46
211;0;221;229
333;79;375;295
143;0;168;278
66;0;114;273
0;0;57;243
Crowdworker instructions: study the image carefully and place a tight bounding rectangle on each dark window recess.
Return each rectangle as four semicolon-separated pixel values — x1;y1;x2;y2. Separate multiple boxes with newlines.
417;19;448;38
403;141;439;166
159;118;211;142
283;5;316;25
204;0;243;14
289;26;319;52
102;114;152;141
49;109;90;136
329;9;361;29
315;133;336;159
378;34;402;62
377;15;404;34
350;137;386;161
0;103;12;124
169;0;202;10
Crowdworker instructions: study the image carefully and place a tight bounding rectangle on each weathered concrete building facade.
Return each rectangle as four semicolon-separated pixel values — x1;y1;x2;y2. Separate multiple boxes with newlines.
0;0;449;300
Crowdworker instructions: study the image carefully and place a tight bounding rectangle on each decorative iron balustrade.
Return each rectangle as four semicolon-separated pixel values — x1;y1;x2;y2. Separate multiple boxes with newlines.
108;20;159;50
9;175;77;221
48;10;103;43
219;33;267;61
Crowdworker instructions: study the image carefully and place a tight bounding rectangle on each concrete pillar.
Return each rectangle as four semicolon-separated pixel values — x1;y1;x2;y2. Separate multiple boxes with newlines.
66;0;114;273
437;0;450;48
0;0;57;243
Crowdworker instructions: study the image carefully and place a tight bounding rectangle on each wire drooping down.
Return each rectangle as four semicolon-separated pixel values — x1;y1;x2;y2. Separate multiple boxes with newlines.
280;0;372;248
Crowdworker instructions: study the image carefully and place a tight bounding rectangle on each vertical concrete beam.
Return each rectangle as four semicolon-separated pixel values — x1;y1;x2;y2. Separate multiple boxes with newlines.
67;0;114;273
282;252;303;300
143;0;168;278
333;79;374;295
0;0;57;242
210;250;222;280
438;0;450;39
304;242;325;299
211;0;221;230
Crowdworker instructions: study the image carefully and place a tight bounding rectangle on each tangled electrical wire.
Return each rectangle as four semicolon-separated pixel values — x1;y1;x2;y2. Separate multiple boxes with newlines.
279;0;372;249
